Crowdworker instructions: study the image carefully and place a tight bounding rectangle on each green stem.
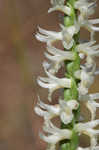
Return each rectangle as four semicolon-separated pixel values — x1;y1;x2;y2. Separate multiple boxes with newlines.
60;0;80;150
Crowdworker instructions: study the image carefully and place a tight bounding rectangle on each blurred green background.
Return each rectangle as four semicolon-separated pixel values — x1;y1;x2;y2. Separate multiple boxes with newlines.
0;0;99;150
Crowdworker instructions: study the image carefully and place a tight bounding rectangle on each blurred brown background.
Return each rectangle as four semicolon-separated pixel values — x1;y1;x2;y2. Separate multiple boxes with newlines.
0;0;99;150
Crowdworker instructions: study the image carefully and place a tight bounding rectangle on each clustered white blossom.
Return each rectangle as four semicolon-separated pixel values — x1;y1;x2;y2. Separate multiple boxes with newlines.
34;0;99;150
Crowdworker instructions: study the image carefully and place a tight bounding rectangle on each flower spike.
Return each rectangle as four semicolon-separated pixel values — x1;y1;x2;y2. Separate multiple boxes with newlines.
34;0;99;150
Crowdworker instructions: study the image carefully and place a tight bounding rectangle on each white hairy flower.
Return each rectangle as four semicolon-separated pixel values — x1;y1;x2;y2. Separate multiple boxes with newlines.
78;67;95;95
86;100;99;120
59;99;79;124
34;96;60;122
75;120;99;148
48;0;71;15
79;93;99;120
76;41;99;57
44;46;75;74
80;19;99;41
37;68;72;101
40;121;72;145
35;24;80;49
34;96;79;124
74;0;96;18
75;0;99;40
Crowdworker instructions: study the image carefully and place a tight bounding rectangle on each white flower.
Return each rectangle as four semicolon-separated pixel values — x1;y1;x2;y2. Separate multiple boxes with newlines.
78;67;95;95
34;96;60;122
37;68;72;101
76;41;99;57
79;93;99;102
75;0;99;40
35;24;80;49
60;23;80;49
59;99;79;124
80;19;99;41
86;100;99;120
40;121;72;145
48;0;71;15
44;46;75;74
79;93;99;120
74;0;96;18
34;96;79;124
75;120;99;148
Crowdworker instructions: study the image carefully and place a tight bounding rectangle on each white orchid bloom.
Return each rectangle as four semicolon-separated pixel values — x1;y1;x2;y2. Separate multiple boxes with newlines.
86;100;99;120
37;68;72;101
79;92;99;120
34;96;79;124
80;19;99;41
48;0;71;15
40;121;72;146
34;96;60;123
79;93;99;102
76;41;99;57
35;24;80;49
60;23;80;49
78;67;95;95
59;99;79;124
74;0;96;18
44;46;75;74
75;0;99;40
75;120;99;148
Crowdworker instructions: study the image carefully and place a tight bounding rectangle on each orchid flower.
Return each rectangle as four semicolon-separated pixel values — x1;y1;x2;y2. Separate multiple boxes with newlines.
34;96;79;124
40;121;72;145
79;93;99;120
37;68;72;101
35;23;80;50
75;120;99;148
48;0;71;15
44;46;75;74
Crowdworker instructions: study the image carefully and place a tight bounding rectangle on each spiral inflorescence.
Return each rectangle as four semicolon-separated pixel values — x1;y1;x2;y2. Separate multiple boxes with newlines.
34;0;99;150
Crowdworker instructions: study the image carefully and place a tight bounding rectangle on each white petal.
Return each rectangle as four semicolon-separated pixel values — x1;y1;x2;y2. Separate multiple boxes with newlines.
89;19;99;24
89;93;99;100
35;33;48;42
48;5;71;15
62;39;74;49
34;106;46;117
39;132;61;144
86;100;96;120
67;100;79;110
60;111;73;124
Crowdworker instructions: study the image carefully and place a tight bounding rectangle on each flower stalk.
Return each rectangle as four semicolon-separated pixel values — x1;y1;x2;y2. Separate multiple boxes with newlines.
34;0;99;150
